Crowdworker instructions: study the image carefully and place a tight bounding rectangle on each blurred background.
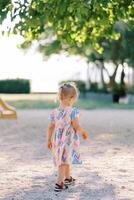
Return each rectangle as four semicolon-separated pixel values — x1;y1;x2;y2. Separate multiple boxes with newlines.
0;1;134;110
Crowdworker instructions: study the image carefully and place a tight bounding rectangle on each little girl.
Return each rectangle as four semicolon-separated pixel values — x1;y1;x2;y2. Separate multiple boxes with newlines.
47;82;88;192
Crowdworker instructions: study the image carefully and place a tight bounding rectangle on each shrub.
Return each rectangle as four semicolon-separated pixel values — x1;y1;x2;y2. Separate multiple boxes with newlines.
0;79;31;93
112;83;126;97
128;85;134;94
89;82;98;92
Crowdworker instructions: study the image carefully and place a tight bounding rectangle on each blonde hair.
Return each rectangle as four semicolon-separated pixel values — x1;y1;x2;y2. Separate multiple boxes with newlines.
58;82;79;101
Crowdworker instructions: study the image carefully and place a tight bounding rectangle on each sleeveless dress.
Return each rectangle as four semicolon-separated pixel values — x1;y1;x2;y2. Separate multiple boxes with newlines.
48;106;82;167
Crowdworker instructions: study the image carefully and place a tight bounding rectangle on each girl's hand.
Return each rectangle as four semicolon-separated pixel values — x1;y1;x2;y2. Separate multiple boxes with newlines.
82;130;88;140
47;140;52;149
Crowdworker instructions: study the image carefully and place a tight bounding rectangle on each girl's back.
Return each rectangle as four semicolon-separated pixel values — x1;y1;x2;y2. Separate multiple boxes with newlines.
48;106;81;166
49;106;79;131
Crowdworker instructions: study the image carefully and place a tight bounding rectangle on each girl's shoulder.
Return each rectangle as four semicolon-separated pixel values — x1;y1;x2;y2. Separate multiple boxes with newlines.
48;108;57;120
51;106;79;114
71;106;79;113
72;106;79;110
64;106;79;114
70;106;80;120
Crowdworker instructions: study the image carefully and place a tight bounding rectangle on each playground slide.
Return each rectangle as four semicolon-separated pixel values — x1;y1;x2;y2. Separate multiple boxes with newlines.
0;98;17;119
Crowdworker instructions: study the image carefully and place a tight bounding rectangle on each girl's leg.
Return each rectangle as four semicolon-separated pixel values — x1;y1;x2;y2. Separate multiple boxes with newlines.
57;164;65;185
64;164;75;185
64;164;71;179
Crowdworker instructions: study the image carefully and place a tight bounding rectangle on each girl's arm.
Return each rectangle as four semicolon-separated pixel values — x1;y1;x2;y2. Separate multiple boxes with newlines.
71;119;88;139
47;122;55;149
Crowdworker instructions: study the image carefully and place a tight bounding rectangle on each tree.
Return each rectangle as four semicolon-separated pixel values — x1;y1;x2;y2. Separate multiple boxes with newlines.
38;20;134;94
1;0;134;97
88;21;134;93
0;0;134;53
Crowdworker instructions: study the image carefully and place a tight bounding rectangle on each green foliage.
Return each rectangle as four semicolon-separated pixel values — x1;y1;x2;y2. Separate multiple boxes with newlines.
102;83;110;93
88;22;134;64
87;22;134;96
129;86;134;94
0;0;11;24
113;83;127;97
0;79;31;93
1;0;134;53
89;82;98;92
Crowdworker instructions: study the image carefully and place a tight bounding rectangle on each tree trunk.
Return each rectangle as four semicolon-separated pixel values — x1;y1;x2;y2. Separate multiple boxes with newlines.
121;65;125;85
100;61;106;88
132;67;134;87
86;63;91;90
109;63;119;88
95;60;106;89
120;63;126;97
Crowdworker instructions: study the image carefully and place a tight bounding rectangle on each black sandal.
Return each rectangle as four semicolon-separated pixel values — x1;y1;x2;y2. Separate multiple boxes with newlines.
64;176;76;185
54;182;68;192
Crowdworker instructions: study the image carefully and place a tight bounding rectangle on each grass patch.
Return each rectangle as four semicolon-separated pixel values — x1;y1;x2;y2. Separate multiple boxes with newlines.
7;100;58;109
77;99;134;109
7;99;134;110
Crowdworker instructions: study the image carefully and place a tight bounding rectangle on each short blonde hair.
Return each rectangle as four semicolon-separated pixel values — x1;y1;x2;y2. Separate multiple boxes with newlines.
58;82;79;101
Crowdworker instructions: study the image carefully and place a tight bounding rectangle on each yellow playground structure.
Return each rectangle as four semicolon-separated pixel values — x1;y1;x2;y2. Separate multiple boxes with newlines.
0;98;17;119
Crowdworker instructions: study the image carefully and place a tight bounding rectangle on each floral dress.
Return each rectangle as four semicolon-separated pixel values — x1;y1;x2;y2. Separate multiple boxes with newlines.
48;106;82;167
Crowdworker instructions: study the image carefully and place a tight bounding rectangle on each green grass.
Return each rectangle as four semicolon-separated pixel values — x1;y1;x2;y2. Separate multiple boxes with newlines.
77;99;134;109
8;100;58;109
7;99;134;110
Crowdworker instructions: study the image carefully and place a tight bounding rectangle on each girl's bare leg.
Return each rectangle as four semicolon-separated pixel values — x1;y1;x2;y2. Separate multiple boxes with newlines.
65;164;71;179
57;164;65;185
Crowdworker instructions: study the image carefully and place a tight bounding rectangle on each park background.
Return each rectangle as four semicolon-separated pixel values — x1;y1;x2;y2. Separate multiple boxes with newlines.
0;1;134;200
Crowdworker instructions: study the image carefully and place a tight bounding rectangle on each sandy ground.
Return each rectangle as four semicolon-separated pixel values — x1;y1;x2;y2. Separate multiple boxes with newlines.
0;109;134;200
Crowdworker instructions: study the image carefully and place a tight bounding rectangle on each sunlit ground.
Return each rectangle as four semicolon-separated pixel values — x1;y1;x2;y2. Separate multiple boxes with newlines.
0;109;134;199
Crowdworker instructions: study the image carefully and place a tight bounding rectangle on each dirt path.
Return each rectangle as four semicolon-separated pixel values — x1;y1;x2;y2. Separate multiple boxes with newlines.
0;109;134;200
